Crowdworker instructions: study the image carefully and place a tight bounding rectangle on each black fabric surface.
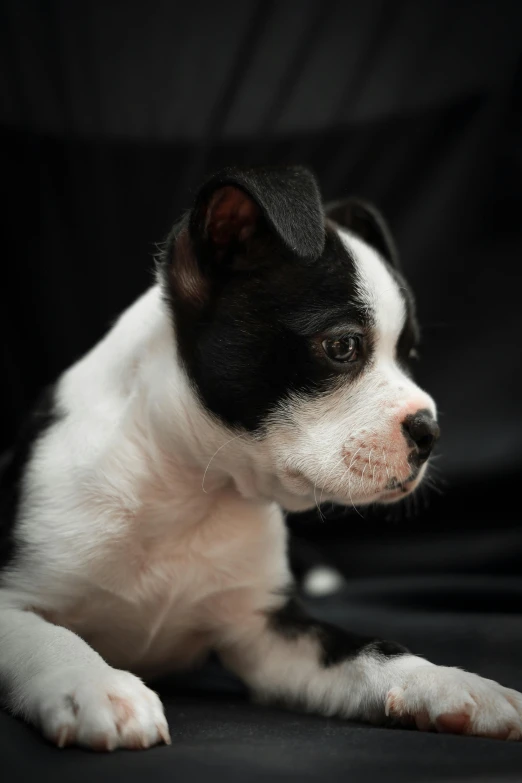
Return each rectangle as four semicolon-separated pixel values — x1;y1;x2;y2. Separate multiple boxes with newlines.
3;697;522;783
2;1;522;781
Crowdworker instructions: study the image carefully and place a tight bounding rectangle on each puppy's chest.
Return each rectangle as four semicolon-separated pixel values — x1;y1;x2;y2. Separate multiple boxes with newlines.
97;491;278;600
48;491;287;675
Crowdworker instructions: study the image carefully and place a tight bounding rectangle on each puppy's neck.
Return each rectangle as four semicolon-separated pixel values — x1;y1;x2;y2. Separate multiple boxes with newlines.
69;284;310;512
119;286;264;499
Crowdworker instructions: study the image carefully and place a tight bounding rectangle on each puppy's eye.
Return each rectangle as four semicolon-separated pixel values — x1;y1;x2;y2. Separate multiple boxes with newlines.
409;348;420;361
322;335;361;363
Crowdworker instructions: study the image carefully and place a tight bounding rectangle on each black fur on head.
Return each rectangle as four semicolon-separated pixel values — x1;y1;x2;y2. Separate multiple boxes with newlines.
160;166;413;432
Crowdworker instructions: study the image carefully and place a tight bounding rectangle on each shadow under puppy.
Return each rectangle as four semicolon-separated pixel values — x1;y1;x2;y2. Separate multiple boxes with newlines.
1;166;521;749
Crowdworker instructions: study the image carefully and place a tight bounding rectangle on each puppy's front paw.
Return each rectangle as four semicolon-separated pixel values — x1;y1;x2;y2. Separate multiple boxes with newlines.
386;665;522;741
34;667;170;751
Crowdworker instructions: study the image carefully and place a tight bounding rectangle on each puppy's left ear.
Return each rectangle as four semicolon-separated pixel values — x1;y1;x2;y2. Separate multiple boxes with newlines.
325;198;400;269
190;166;325;266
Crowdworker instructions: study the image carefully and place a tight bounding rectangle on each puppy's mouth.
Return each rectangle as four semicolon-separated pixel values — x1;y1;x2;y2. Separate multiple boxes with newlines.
378;468;422;503
281;462;426;507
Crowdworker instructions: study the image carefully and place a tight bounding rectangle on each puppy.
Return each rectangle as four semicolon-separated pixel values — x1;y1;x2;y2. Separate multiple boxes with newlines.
1;166;521;750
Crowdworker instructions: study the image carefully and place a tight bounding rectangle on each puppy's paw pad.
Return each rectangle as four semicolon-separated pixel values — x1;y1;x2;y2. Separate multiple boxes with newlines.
434;711;472;734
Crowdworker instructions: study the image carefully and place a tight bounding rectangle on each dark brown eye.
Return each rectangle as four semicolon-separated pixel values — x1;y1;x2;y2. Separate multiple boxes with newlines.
322;335;361;363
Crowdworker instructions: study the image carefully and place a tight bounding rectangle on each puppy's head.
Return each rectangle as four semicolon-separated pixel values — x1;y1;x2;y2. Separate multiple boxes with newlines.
162;166;439;511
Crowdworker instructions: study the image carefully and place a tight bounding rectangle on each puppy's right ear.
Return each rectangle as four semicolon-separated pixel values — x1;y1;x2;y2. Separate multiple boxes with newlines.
326;198;400;270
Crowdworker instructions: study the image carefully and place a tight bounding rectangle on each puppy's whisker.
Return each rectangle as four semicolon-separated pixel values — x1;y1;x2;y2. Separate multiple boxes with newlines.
318;455;348;507
314;454;338;523
400;455;411;479
312;476;325;523
366;448;375;492
346;465;364;519
202;434;245;494
423;476;444;496
336;466;350;496
347;446;362;474
410;485;418;517
382;449;391;484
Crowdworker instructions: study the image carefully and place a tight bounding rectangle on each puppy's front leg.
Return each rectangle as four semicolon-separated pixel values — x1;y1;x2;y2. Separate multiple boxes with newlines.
0;603;170;750
220;595;522;740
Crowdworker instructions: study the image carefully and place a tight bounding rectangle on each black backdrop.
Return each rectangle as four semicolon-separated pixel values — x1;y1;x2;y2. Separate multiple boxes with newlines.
2;2;522;781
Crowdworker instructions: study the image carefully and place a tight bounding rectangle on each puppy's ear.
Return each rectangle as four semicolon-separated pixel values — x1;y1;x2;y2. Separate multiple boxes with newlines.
325;198;400;269
190;166;325;268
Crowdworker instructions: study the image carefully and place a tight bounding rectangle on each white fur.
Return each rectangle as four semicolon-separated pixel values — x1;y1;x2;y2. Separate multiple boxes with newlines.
0;230;520;750
386;665;522;739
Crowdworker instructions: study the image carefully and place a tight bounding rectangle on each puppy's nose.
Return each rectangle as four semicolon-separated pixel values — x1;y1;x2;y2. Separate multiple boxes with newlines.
402;409;440;464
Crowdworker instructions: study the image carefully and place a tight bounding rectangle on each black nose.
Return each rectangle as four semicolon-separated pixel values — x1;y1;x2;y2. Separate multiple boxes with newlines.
402;409;440;464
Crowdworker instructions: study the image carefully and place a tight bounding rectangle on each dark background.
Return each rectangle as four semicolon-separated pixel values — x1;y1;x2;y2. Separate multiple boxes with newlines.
2;2;522;781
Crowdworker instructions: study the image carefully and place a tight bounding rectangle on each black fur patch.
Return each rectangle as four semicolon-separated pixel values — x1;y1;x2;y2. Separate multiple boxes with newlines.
268;596;408;667
161;166;377;432
0;385;60;571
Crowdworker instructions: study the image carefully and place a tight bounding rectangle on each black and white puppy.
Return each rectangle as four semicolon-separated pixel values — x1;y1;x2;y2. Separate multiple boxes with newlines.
1;166;521;750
